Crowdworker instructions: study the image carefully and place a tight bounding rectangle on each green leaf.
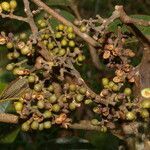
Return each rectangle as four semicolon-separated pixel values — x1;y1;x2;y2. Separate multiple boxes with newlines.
0;128;20;144
108;15;150;36
44;0;71;6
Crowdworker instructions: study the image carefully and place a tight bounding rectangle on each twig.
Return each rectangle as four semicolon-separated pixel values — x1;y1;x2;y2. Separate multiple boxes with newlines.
0;13;27;22
23;0;38;42
0;113;18;124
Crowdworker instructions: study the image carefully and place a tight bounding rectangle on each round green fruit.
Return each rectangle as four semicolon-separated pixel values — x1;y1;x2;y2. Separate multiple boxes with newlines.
126;111;136;121
75;94;84;102
37;100;45;109
43;121;51;129
141;88;150;98
52;104;60;112
21;122;30;131
124;88;132;96
31;121;39;130
10;0;17;10
1;2;10;12
43;110;52;118
14;102;23;111
140;99;150;109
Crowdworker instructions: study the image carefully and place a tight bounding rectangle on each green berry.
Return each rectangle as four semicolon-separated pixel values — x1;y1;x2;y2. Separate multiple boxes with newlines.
84;99;93;105
102;78;109;86
80;26;87;32
6;63;14;71
44;34;50;39
75;94;84;102
66;26;73;33
28;75;35;83
7;53;13;60
79;87;87;95
34;83;42;92
47;85;54;92
49;94;57;103
58;48;66;56
55;32;62;39
21;122;30;131
67;33;75;39
58;24;64;31
140;99;150;109
47;43;54;50
108;81;115;88
112;84;119;91
13;67;21;75
39;123;44;131
141;88;150;98
43;121;51;129
91;119;100;126
69;84;76;91
20;33;27;40
124;88;132;96
69;102;76;110
10;0;17;10
100;126;107;132
126;111;136;121
52;104;60;112
37;100;45;109
77;54;85;62
61;39;67;47
31;121;39;130
13;51;20;58
6;42;13;49
14;102;23;111
21;46;30;55
140;109;149;118
43;110;52;118
69;40;75;47
1;2;10;12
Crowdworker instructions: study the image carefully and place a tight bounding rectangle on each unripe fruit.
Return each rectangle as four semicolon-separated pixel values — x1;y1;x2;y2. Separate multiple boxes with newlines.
141;88;150;98
49;94;57;103
69;102;76;110
14;102;23;111
66;26;73;33
44;34;50;39
13;51;20;58
58;24;64;31
20;33;27;40
52;104;60;112
100;126;107;133
67;33;75;39
75;94;84;102
69;40;75;47
40;21;47;28
102;78;109;86
21;122;30;131
61;39;67;47
80;26;87;32
7;52;13;60
39;123;44;131
69;84;76;91
28;75;35;83
112;84;119;91
91;119;100;126
10;0;17;10
77;54;85;62
13;67;21;75
6;63;14;71
79;87;87;95
126;111;136;121
47;85;54;92
31;121;39;130
43;121;51;129
124;88;132;96
84;99;93;105
140;99;150;109
37;100;45;109
34;83;42;92
21;46;30;55
58;48;66;56
6;42;13;49
43;110;52;118
55;32;62;39
1;2;10;12
140;109;149;118
108;81;115;88
47;43;54;50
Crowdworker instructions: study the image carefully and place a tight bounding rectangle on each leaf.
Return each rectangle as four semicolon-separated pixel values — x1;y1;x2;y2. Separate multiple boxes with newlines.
44;0;71;6
108;15;150;36
0;128;20;144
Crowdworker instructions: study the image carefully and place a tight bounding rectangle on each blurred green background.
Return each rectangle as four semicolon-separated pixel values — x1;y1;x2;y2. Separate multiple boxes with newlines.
0;0;149;150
